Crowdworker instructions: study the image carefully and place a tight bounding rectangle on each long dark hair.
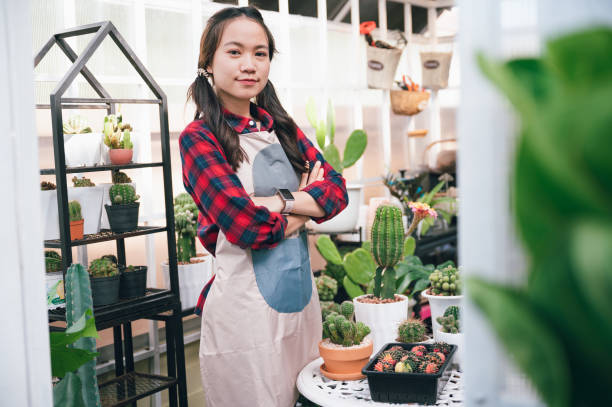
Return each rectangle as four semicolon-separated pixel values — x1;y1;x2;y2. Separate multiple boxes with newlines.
187;6;306;173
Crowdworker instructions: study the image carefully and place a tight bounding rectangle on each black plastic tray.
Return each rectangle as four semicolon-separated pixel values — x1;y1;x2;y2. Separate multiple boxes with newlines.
362;342;457;405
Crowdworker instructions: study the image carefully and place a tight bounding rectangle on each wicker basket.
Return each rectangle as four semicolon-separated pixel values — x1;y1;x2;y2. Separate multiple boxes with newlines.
420;51;453;90
366;46;403;89
422;138;457;172
390;90;430;115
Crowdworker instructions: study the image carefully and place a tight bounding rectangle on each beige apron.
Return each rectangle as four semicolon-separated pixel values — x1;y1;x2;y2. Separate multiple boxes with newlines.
199;129;322;407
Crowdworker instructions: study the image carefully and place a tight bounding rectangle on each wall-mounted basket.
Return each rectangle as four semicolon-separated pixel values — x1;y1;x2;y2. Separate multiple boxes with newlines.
367;46;403;89
420;51;453;90
390;90;430;115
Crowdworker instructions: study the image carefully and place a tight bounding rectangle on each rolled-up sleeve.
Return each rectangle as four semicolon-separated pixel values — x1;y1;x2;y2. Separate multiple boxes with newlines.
179;127;287;249
295;126;349;223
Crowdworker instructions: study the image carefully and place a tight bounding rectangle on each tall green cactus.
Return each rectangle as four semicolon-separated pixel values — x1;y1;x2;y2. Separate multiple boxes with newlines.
109;183;139;205
174;192;198;262
371;205;405;299
63;263;101;406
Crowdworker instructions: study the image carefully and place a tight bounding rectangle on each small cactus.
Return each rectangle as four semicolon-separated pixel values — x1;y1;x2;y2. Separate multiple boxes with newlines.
322;303;370;347
174;193;198;262
437;314;460;333
41;181;57;190
103;114;133;150
398;318;427;343
109;184;139;205
111;170;132;184
316;275;338;301
68;200;82;222
72;176;95;187
371;205;405;299
45;250;62;273
429;265;461;296
88;257;118;278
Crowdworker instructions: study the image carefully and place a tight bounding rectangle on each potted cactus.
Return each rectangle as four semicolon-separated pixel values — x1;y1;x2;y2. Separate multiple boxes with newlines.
100;171;136;229
70;176;103;235
397;318;430;344
318;300;373;380
119;264;148;299
421;264;462;339
435;305;463;365
68;200;84;240
62;115;101;167
104;184;140;233
315;274;338;302
88;257;120;306
305;98;367;233
162;193;213;310
102;114;135;165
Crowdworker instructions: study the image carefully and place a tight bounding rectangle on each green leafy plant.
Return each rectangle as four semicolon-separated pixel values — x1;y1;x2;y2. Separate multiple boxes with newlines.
322;300;371;346
316;274;338;301
109;184;139;205
68;200;82;222
397;318;427;342
88;257;118;278
174;192;198;262
305;97;367;174
415;180;456;237
469;27;612;407
395;254;454;299
72;176;95;187
103;114;133;150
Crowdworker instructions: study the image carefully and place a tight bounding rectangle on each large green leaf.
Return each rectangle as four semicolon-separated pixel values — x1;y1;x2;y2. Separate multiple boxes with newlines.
53;372;85;407
323;144;342;174
469;278;570;407
305;97;318;129
315;235;342;265
342;130;367;169
50;310;99;378
343;275;365;299
343;248;375;285
403;236;415;257
326;99;335;144
316;120;327;150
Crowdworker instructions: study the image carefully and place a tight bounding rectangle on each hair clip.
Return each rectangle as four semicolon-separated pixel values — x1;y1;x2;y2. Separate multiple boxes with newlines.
197;68;210;78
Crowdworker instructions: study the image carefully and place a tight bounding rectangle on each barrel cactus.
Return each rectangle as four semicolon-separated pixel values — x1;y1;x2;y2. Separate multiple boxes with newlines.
68;200;82;222
109;184;139;205
371;205;405;299
316;275;338;301
397;319;427;343
88;257;118;278
174;192;198;262
322;300;371;347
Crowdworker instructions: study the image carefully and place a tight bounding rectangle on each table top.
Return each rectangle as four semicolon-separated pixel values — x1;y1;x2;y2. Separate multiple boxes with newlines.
297;357;464;407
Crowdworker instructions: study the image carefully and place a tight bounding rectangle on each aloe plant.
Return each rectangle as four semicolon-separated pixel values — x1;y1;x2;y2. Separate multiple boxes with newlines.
469;27;612;407
305;97;367;174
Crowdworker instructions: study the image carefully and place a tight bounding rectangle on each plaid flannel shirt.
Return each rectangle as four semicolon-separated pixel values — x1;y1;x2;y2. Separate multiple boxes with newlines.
179;103;348;315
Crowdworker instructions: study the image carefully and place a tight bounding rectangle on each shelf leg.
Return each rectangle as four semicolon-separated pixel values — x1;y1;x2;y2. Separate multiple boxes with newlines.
124;322;135;372
174;311;188;407
165;314;178;407
113;325;124;377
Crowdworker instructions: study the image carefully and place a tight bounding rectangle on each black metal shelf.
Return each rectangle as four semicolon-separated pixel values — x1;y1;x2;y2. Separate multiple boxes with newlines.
40;161;164;175
99;371;177;407
44;226;167;248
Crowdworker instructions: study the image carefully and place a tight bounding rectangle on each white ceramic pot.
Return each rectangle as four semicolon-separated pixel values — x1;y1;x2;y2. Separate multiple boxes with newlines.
99;182;136;229
422;290;463;338
64;132;102;167
436;329;463;366
100;132;142;165
308;184;362;234
353;294;413;354
40;186;104;239
162;255;213;311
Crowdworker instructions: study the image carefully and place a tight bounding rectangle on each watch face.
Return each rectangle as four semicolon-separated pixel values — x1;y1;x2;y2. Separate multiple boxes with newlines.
278;189;294;200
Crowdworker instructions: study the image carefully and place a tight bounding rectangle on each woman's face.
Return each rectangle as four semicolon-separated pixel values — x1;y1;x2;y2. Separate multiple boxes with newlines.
208;17;271;107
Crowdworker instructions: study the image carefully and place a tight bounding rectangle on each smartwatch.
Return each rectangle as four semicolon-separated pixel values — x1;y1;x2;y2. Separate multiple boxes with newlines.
276;188;295;215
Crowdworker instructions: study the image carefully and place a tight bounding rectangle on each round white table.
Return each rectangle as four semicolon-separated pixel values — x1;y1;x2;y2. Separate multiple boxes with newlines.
297;358;464;407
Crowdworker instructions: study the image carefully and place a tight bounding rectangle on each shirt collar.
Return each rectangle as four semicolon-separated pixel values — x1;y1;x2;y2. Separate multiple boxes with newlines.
222;103;274;134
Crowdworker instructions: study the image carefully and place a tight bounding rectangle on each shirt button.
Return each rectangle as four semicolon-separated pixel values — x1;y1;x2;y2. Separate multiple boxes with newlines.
249;120;255;126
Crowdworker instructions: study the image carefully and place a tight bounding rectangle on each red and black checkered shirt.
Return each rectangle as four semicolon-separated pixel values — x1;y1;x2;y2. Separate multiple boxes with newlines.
179;103;348;315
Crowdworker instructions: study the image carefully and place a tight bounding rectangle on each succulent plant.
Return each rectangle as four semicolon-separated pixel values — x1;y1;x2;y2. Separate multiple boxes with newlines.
174;192;198;262
322;300;370;347
41;181;57;190
63;115;92;134
371;205;405;299
111;170;132;184
103;114;133;150
437;314;460;334
72;176;95;187
316;275;338;301
88;257;118;278
109;184;139;205
45;250;62;273
397;318;427;343
68;200;82;222
428;265;461;296
100;254;118;264
320;301;341;321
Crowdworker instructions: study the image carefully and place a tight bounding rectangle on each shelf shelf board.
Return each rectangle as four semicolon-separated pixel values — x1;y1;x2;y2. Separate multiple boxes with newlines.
98;371;177;407
40;161;164;175
44;226;167;248
36;98;161;110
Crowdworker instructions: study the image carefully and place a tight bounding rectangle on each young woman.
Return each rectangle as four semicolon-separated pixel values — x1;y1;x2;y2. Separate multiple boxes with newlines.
179;6;348;407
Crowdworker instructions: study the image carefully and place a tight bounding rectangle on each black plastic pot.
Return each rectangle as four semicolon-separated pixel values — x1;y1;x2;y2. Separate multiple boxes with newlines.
119;266;147;299
90;274;120;307
105;202;140;233
362;342;457;405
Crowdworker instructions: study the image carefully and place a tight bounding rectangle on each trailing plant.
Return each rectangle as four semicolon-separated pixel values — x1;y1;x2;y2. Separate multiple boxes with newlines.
51;263;101;407
68;200;82;222
397;318;427;343
63;115;92;134
112;170;132;184
316;275;338;301
103;114;133;150
72;176;95;187
469;27;612;407
428;265;461;296
41;181;57;190
371;205;405;299
109;184;139;205
45;250;62;273
174;192;198;262
88;257;118;278
305;97;367;174
322;300;371;347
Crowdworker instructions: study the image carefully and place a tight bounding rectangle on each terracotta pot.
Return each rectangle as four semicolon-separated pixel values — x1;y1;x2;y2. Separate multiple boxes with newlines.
69;219;84;240
318;339;373;381
109;148;133;165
